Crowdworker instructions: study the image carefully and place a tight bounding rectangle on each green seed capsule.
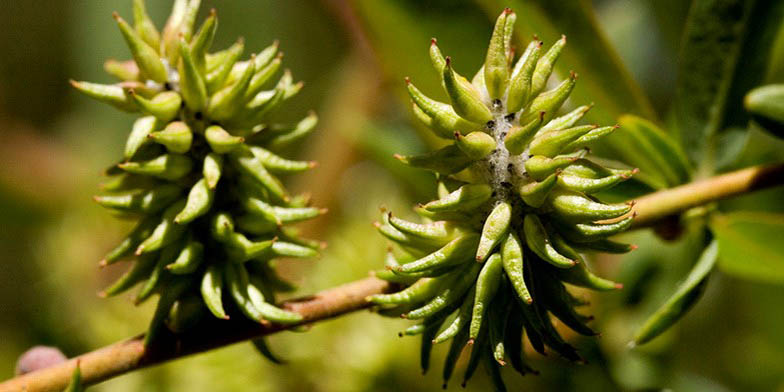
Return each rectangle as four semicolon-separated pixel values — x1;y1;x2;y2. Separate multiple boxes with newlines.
203;152;223;189
521;73;576;125
166;238;204;274
101;217;159;265
224;232;275;262
250;146;315;173
558;215;635;243
113;13;168;83
423;184;493;213
396;234;479;274
205;125;244;154
133;0;161;52
119;153;193;180
443;58;493;124
208;54;256;121
245;56;282;101
484;9;514;100
469;253;503;340
368;277;446;306
178;37;209;112
529;125;596;158
523;214;575;268
433;288;474;344
129;90;182;123
539;104;592;133
504;113;544;155
561;125;618;152
558;168;635;194
190;8;217;73
507;40;542;113
455;131;496;160
223;262;265;322
124;116;158;159
101;252;158;297
104;59;140;81
518;171;559;208
271;241;318;258
501;232;531;304
488;300;509;364
388;215;457;245
547;189;631;222
523;150;585;181
476;202;512;262
136;199;187;255
246;277;302;324
206;39;245;93
93;183;182;214
230;146;288;202
405;263;480;320
201;264;229;319
406;80;479;138
148;121;193;154
530;35;566;97
174;178;214;223
70;80;138;112
442;323;470;388
266;111;318;150
429;39;447;75
395;144;475;175
135;243;177;304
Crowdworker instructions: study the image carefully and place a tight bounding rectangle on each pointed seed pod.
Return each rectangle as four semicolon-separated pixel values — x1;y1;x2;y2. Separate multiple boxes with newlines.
148;121;193;154
484;9;514;100
129;90;182;123
443;57;493;123
113;13;168;83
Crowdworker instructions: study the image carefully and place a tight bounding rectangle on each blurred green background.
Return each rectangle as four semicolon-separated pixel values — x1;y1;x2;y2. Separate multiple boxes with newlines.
1;0;784;391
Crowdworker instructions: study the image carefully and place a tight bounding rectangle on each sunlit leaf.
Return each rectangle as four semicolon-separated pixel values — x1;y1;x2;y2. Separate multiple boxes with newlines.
615;114;691;189
671;0;783;165
632;240;718;346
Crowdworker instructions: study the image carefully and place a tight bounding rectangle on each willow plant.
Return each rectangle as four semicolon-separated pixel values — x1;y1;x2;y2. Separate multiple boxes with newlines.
370;9;638;390
71;0;323;350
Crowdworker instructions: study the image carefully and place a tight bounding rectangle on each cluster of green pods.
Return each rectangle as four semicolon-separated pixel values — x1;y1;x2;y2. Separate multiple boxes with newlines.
72;0;322;346
371;9;637;390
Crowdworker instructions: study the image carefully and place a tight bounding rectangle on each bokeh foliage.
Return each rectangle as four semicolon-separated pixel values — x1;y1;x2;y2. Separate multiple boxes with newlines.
1;0;784;391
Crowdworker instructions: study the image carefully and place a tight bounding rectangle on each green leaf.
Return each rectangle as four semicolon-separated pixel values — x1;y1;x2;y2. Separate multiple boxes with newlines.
615;114;692;189
745;84;784;138
710;212;784;284
671;0;784;165
632;240;719;346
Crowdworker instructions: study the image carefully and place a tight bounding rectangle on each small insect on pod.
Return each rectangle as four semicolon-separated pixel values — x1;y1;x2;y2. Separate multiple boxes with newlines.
370;8;637;390
73;0;323;352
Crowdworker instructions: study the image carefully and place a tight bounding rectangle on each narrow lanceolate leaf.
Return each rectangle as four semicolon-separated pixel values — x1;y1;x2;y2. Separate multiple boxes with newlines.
614;114;691;188
633;240;719;345
671;0;756;164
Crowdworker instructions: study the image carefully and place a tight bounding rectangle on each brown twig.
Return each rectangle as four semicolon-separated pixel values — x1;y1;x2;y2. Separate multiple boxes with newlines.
630;162;784;229
0;277;397;392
